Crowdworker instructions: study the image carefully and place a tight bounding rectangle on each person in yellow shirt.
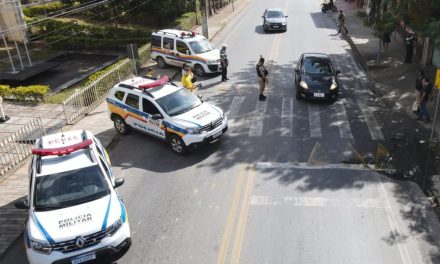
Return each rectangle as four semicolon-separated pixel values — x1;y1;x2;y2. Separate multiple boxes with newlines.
181;64;195;92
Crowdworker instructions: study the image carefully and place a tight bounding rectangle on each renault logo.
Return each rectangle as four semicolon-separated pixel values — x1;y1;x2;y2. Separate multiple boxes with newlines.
75;236;86;248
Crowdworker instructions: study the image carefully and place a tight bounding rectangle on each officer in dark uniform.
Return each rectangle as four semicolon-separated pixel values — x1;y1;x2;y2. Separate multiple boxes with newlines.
220;44;229;82
404;33;415;63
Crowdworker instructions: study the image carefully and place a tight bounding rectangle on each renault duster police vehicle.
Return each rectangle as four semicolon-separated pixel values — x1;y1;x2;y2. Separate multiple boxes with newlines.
151;29;222;76
14;130;130;264
107;76;228;154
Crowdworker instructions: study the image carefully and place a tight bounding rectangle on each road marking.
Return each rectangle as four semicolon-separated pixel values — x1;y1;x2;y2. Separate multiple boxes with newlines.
216;166;247;264
376;174;414;264
256;162;396;172
331;99;353;139
227;96;245;119
231;167;256;264
249;100;268;137
353;82;384;140
308;104;322;138
281;97;293;137
250;195;387;209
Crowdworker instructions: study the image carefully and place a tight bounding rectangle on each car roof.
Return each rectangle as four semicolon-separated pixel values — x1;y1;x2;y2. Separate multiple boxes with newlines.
266;8;284;12
34;130;98;176
117;77;181;100
302;53;330;60
155;29;205;42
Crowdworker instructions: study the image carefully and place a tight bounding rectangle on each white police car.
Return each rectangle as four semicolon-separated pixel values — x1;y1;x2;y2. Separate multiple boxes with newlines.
107;76;228;154
14;130;130;264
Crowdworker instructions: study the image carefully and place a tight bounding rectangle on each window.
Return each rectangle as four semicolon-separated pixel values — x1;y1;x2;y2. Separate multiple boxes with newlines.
176;40;190;54
156;89;202;116
125;93;139;109
99;157;111;181
143;98;161;115
163;37;174;50
114;91;125;101
152;35;161;48
302;59;333;75
189;39;213;54
267;11;284;18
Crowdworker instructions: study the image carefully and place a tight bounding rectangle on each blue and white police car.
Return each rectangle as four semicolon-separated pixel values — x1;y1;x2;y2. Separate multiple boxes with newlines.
15;130;130;264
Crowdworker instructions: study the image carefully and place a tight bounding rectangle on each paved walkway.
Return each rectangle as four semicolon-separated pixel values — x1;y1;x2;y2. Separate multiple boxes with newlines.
1;0;439;259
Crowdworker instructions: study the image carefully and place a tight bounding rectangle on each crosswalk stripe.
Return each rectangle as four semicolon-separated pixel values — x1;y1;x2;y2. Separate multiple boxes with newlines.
308;104;322;138
331;99;353;139
281;97;293;137
249;100;268;137
226;96;245;119
353;82;384;140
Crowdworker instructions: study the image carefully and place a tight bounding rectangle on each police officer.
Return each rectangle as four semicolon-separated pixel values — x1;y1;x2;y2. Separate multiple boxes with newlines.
220;44;229;82
404;33;415;63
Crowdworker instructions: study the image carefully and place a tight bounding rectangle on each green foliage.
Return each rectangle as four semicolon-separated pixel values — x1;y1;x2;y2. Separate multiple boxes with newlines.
175;12;199;31
45;36;149;51
0;85;49;101
23;2;69;17
428;21;440;50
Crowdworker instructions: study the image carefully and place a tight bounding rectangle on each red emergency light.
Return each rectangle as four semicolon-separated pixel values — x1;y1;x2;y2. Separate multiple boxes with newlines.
138;75;169;89
32;139;93;156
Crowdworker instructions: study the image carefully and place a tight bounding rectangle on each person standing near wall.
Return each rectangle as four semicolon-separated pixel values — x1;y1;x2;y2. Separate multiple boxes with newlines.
220;44;229;82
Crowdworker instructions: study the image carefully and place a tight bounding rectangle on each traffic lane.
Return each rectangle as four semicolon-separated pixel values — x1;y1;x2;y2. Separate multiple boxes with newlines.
238;168;426;264
0;234;28;264
111;133;246;263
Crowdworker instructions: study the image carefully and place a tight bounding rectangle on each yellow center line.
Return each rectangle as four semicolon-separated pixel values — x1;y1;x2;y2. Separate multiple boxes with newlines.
231;166;256;264
216;166;247;264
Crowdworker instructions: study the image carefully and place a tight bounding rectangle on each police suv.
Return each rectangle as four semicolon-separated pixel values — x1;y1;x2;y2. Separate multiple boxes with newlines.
15;130;130;264
107;76;228;154
151;29;221;76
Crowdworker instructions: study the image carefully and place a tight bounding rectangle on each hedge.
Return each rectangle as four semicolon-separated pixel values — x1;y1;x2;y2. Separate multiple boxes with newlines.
0;85;49;102
23;2;70;18
175;12;199;31
45;35;149;50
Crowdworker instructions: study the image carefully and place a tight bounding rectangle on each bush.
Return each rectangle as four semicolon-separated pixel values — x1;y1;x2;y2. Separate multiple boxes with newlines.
175;12;199;31
44;35;149;51
0;85;49;102
23;2;69;17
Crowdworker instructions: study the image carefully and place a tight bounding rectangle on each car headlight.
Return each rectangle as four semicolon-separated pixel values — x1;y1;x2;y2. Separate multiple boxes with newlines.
187;127;202;134
282;22;287;25
108;218;123;236
299;81;308;89
265;21;271;25
330;78;338;90
31;240;52;254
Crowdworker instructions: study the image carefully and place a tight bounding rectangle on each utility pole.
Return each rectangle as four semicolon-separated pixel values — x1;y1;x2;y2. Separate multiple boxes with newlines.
232;0;234;12
202;0;209;38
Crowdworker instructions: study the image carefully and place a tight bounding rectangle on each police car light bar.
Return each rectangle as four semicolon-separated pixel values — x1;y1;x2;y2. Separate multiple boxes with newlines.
32;139;93;156
138;75;169;89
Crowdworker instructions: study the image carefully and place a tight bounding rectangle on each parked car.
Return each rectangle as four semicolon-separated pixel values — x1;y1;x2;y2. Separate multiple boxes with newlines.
294;53;340;102
262;8;288;32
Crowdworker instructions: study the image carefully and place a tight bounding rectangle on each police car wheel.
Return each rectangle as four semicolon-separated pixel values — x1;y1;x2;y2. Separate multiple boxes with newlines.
157;56;166;68
194;64;205;77
114;116;129;135
169;134;187;154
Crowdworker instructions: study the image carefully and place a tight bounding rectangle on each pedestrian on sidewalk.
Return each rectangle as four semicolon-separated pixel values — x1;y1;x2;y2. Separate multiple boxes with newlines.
182;64;196;92
337;10;348;35
256;55;268;101
418;76;433;123
404;33;415;63
220;44;229;82
413;70;425;113
382;32;391;56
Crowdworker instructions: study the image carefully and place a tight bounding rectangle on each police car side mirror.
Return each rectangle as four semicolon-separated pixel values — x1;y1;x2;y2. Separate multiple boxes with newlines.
335;70;341;75
151;114;163;120
114;178;124;188
14;199;29;209
197;94;203;100
285;15;288;18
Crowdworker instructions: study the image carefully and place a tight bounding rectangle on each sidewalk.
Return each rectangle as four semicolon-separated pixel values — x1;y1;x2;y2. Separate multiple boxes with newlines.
0;0;245;255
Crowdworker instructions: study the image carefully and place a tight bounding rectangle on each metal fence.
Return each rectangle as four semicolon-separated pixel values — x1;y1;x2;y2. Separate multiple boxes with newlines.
0;117;46;177
62;44;151;125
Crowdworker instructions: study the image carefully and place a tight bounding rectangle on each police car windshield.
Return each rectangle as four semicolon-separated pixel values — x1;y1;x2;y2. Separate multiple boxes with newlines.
156;88;202;116
34;165;110;211
189;39;213;54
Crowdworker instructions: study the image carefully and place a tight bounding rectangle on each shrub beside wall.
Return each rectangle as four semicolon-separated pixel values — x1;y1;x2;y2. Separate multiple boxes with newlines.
0;85;49;102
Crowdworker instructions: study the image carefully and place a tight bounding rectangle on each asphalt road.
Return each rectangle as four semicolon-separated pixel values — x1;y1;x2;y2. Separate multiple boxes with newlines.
3;0;440;263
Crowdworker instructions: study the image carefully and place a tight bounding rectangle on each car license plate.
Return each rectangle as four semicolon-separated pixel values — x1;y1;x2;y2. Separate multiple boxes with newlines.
314;93;325;98
212;130;222;139
273;25;279;28
71;253;96;264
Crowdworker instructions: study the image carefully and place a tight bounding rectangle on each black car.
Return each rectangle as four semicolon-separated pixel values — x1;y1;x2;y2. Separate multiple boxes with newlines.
262;8;288;32
294;53;340;102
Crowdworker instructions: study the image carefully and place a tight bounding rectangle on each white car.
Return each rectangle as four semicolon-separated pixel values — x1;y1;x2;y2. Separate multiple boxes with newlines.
15;130;130;264
107;76;228;154
151;29;222;76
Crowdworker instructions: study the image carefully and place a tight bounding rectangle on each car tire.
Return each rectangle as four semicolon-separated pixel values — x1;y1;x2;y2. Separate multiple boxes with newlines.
194;64;205;77
156;56;167;68
113;116;129;135
168;134;187;155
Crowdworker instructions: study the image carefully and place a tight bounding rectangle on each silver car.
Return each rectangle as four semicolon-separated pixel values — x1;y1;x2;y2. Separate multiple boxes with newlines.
262;8;288;32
